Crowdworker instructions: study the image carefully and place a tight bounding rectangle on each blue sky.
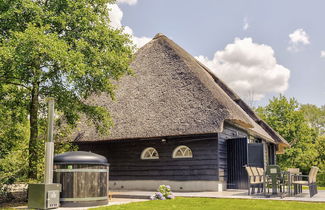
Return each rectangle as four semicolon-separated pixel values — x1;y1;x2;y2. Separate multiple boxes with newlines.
113;0;325;107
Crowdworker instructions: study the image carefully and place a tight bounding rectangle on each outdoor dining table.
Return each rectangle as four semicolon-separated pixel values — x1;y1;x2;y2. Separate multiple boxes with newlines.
264;165;292;197
264;165;302;197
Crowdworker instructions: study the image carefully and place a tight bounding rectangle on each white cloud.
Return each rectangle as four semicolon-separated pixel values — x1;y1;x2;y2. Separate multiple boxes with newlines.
321;51;325;58
287;28;310;52
243;17;249;31
108;2;151;48
289;29;310;44
108;4;123;28
117;0;138;5
196;37;290;101
124;26;151;48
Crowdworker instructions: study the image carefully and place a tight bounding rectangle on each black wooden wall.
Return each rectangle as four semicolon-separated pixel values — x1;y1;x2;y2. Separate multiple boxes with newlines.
77;134;219;181
267;143;276;165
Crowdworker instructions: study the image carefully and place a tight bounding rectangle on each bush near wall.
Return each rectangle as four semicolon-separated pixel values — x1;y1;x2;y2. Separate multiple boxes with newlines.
317;173;325;187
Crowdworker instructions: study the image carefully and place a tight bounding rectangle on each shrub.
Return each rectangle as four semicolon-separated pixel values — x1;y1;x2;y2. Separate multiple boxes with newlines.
150;185;175;200
317;173;325;187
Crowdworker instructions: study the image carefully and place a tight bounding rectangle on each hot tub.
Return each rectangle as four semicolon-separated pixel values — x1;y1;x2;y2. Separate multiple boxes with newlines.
53;151;109;207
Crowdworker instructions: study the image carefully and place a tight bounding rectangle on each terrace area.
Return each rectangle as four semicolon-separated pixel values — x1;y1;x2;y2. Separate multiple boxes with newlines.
14;189;324;210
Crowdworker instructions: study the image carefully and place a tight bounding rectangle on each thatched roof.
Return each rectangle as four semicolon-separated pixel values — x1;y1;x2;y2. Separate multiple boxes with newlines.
74;33;288;146
195;60;289;146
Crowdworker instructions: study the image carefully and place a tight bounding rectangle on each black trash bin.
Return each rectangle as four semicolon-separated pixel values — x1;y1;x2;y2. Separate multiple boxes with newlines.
53;151;109;207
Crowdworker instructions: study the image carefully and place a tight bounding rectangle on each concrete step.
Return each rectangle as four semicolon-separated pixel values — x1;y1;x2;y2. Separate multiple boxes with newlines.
111;193;150;199
109;191;153;200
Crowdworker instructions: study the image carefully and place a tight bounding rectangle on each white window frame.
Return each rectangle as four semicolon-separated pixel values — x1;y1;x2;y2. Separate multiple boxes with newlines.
172;145;193;158
141;147;159;160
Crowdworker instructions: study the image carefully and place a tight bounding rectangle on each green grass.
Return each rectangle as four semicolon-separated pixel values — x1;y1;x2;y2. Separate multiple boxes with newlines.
92;197;325;210
302;186;325;190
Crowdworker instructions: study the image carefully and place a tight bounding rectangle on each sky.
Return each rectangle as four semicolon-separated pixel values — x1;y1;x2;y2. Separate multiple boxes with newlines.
111;0;325;107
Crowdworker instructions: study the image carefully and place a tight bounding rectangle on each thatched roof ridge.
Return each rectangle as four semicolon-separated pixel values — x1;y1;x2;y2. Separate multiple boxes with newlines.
195;59;289;146
74;33;287;145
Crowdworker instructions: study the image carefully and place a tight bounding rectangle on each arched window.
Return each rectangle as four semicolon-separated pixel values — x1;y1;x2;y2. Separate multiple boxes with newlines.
141;147;159;159
172;145;193;158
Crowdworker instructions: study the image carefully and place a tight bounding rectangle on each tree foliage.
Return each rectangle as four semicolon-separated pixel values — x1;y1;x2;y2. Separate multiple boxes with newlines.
256;95;319;173
0;85;29;158
0;85;29;186
300;104;325;136
0;0;133;179
315;135;325;170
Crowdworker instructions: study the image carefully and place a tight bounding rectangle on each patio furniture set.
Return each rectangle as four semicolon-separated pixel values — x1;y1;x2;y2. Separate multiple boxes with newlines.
245;165;319;198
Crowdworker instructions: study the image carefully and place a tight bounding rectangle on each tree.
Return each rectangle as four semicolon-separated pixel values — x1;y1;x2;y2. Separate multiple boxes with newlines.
300;104;325;136
0;0;133;179
256;95;318;172
0;84;29;159
0;84;29;198
315;135;325;170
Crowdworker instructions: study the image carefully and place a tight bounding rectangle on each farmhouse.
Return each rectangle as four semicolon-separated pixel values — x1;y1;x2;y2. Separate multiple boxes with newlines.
74;33;289;192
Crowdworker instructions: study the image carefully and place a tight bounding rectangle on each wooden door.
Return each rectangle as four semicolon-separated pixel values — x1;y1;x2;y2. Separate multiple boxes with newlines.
227;138;248;189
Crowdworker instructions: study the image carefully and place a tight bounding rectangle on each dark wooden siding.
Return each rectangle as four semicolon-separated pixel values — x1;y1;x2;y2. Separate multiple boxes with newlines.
77;134;219;181
218;123;248;181
267;143;276;165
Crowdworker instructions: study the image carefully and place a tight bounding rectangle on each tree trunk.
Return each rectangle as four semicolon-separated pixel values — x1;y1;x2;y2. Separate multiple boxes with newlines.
28;83;39;179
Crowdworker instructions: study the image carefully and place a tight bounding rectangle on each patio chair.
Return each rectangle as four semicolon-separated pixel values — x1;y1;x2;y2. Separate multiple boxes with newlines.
292;166;319;197
287;168;301;195
257;167;266;192
256;167;265;183
251;167;264;193
288;168;300;174
265;165;283;195
245;166;263;195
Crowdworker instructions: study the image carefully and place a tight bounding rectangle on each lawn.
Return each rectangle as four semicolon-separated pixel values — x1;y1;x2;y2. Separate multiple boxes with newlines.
92;197;325;210
303;186;325;190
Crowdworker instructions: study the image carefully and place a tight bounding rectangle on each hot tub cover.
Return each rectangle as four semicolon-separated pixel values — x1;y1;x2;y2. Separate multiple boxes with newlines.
54;151;109;165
